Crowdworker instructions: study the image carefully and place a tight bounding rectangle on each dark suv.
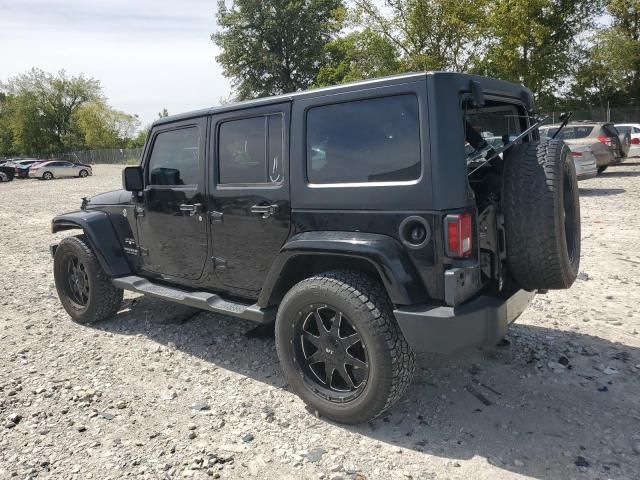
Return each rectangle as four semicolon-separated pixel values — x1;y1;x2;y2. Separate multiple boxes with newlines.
50;72;581;424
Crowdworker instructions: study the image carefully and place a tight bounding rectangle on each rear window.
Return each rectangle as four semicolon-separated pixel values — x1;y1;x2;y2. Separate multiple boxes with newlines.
306;95;421;184
545;126;594;139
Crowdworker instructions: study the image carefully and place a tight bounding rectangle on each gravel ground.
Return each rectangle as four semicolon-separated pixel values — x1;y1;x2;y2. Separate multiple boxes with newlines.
1;163;640;480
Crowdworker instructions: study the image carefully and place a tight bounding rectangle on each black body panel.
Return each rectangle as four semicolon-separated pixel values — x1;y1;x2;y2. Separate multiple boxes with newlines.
257;231;427;308
51;210;132;277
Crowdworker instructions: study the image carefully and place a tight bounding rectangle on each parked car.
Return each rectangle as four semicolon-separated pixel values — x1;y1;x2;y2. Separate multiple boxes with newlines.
13;159;44;178
539;122;623;173
565;144;598;180
0;165;16;182
615;124;640;157
50;72;580;424
30;161;92;180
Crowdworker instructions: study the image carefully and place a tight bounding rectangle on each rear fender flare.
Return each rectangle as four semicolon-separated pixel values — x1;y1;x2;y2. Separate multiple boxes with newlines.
258;231;427;308
51;210;131;277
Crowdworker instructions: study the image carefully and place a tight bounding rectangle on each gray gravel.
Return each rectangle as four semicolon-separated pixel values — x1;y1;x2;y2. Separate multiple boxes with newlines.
1;163;640;479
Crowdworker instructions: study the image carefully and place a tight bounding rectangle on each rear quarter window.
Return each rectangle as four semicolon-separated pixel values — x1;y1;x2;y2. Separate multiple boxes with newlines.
306;95;421;184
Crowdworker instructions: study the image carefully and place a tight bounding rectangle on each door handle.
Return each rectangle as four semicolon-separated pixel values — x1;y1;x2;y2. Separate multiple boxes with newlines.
250;204;278;219
179;203;202;216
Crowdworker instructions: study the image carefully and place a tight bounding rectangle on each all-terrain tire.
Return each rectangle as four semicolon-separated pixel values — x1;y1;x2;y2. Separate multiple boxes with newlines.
502;139;580;290
54;235;123;324
275;270;415;424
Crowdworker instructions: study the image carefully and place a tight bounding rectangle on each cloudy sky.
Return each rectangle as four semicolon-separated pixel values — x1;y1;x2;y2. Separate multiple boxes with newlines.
0;0;231;126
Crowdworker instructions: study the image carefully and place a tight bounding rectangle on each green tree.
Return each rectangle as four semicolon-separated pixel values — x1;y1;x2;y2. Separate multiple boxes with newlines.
316;29;402;86
73;101;141;149
479;0;603;109
1;68;101;154
213;0;345;100
352;0;489;72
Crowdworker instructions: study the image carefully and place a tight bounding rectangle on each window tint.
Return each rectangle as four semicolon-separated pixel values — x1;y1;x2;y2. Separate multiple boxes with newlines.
306;95;420;184
148;127;200;186
218;114;284;184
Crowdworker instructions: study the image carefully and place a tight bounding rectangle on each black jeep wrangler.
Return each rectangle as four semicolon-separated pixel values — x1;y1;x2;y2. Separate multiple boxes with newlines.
51;72;580;424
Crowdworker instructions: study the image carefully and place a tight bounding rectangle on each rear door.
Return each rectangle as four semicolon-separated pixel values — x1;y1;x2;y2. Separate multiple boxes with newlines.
209;103;290;295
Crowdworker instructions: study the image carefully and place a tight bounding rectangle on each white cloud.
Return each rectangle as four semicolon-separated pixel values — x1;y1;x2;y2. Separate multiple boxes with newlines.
0;0;231;126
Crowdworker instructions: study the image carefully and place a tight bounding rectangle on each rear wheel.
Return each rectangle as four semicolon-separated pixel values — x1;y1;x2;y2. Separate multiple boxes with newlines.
597;166;608;174
43;171;53;180
275;270;415;424
54;235;123;324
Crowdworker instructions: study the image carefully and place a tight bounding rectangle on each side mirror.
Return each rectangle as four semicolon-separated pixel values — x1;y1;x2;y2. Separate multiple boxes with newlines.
123;166;143;191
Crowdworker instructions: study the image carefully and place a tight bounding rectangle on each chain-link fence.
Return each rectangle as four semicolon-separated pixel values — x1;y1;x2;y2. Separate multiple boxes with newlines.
60;148;143;165
543;105;640;124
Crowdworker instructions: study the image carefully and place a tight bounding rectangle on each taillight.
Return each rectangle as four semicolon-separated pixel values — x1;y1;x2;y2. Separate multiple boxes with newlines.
631;138;640;145
598;135;613;147
445;213;473;258
570;151;582;157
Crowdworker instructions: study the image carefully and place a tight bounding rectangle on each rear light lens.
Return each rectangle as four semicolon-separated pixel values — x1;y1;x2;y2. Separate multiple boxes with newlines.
570;151;582;157
631;138;640;145
598;135;613;147
445;213;473;258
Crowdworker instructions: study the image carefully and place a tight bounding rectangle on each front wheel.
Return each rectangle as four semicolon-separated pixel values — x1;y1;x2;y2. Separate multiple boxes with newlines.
275;270;415;424
79;169;89;178
54;235;123;324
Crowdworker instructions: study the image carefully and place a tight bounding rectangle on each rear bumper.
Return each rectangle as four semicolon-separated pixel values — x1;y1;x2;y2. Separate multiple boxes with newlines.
393;289;535;354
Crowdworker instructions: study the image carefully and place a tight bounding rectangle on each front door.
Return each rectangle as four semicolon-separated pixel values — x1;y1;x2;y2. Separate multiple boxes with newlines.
136;118;208;280
209;103;291;295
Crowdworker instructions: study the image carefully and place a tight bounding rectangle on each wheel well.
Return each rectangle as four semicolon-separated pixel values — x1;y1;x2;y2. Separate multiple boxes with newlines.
266;255;387;307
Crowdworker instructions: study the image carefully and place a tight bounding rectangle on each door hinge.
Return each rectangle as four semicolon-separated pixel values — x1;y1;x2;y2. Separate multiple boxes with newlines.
210;210;224;224
134;205;145;217
212;256;227;269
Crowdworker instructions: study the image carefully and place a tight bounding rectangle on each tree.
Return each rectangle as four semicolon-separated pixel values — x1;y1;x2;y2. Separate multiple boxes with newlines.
213;0;345;100
1;68;101;154
352;0;489;72
479;0;604;109
316;29;402;86
73;101;141;149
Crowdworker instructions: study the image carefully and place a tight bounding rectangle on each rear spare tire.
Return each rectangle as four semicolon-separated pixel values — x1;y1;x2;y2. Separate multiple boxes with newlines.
502;139;580;290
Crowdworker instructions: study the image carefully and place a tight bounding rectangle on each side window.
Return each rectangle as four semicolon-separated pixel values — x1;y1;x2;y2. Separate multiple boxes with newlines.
147;127;200;186
306;95;420;184
218;114;284;185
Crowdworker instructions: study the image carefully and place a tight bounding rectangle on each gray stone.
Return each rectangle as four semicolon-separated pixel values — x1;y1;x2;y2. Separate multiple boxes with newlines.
305;448;326;463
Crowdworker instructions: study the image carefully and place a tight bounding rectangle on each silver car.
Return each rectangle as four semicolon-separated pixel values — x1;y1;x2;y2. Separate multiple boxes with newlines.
29;161;92;180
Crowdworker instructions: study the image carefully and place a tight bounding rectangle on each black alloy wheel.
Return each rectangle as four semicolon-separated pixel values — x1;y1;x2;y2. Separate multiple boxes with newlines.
62;254;90;308
295;304;369;399
79;169;89;177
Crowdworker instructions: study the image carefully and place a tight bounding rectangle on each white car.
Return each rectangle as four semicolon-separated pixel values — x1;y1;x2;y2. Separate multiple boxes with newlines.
29;161;92;180
614;124;640;158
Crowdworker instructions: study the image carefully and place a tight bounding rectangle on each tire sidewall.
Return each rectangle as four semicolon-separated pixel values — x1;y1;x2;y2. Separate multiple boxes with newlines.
275;280;394;423
43;172;53;180
80;169;88;177
54;238;101;323
555;143;581;282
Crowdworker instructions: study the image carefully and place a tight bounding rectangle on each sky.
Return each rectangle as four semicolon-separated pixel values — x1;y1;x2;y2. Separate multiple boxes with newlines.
0;0;232;126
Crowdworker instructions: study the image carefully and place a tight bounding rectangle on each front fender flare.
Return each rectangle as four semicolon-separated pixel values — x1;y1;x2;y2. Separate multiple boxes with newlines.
51;210;131;277
258;231;427;307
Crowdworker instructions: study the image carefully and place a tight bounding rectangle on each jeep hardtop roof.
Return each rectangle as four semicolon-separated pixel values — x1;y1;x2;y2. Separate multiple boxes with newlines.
154;72;533;127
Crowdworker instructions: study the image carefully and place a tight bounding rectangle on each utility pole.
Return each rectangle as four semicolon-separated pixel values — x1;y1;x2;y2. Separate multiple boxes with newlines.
607;101;611;122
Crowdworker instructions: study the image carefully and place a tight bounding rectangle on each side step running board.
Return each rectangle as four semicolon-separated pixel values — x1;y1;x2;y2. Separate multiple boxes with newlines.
112;276;274;324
